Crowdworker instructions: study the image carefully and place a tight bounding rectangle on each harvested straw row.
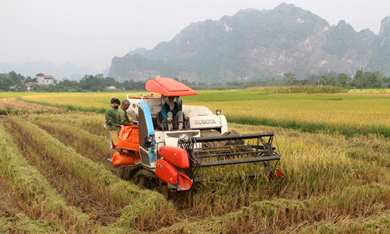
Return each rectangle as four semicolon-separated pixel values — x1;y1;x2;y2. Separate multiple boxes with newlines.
7;117;177;231
31;119;122;179
31;113;107;137
0;123;92;232
0;168;69;233
296;210;390;233
6;121;121;226
32;120;112;163
0;213;64;233
158;183;390;233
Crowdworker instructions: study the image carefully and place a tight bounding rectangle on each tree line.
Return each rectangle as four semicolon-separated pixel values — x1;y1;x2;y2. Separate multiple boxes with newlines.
282;70;390;89
0;73;146;92
1;69;390;92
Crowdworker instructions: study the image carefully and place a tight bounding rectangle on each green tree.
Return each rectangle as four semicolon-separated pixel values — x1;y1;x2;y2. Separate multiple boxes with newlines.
80;75;105;91
328;76;338;86
352;70;384;89
8;71;24;85
319;75;329;85
301;79;309;85
283;73;297;85
337;73;350;88
104;77;117;86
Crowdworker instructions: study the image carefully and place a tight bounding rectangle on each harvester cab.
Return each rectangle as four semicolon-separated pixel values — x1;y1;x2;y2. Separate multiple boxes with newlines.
108;77;281;191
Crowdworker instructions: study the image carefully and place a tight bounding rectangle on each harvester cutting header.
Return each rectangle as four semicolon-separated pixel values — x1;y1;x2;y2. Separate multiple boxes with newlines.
108;78;281;191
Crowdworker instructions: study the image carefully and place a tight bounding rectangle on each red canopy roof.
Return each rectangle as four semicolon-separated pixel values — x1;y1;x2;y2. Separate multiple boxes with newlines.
145;78;198;96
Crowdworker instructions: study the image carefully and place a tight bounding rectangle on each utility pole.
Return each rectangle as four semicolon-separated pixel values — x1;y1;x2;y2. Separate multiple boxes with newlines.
360;66;363;93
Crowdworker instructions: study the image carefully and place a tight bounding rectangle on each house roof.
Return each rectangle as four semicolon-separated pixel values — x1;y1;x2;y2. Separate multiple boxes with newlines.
145;77;198;96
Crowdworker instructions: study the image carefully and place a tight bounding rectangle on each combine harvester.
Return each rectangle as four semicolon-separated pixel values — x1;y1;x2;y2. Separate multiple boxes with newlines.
108;77;281;191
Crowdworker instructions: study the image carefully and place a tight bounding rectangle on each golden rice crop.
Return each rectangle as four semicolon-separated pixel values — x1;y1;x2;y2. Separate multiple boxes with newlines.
21;92;148;111
190;96;390;137
21;91;390;137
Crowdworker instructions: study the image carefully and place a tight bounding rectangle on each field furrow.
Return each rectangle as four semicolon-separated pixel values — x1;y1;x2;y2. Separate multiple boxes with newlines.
30;113;108;137
31;119;114;170
0;173;68;233
6;116;177;232
0;123;94;233
5;122;121;226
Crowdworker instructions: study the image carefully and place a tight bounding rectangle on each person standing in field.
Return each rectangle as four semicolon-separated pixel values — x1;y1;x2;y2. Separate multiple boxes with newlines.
116;100;133;135
105;98;120;147
111;96;115;104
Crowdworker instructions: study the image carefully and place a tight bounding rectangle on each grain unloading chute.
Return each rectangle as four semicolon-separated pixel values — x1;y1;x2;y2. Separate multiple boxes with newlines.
108;77;282;191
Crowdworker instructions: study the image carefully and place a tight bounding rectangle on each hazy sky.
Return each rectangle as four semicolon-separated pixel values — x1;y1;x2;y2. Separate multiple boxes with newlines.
1;0;389;72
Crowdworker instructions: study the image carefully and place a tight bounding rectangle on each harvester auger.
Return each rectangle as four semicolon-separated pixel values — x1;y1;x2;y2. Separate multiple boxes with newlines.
108;77;282;191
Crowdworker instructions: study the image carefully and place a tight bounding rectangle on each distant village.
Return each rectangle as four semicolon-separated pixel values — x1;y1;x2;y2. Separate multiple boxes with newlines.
20;75;56;91
8;74;118;92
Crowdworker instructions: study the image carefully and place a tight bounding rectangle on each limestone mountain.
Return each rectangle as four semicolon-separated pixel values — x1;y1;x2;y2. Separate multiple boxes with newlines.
108;3;390;82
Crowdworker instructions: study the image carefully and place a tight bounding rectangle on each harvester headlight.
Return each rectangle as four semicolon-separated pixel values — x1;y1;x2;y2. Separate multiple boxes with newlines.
179;134;190;143
147;136;153;142
216;109;221;115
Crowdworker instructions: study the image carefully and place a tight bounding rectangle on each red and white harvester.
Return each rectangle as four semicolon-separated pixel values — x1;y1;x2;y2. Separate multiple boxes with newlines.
108;78;281;191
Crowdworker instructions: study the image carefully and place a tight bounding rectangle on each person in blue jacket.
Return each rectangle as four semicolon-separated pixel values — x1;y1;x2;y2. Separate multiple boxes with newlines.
161;96;189;130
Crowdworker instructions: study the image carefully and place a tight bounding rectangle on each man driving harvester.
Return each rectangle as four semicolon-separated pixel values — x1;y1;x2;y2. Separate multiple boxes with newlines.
161;96;189;131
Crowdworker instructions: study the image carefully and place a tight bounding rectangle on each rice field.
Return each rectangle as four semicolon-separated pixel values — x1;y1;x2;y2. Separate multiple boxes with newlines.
1;91;390;233
20;90;390;137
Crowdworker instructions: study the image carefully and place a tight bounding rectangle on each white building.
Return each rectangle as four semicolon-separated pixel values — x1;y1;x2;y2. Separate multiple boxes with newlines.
107;85;117;90
36;75;56;86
